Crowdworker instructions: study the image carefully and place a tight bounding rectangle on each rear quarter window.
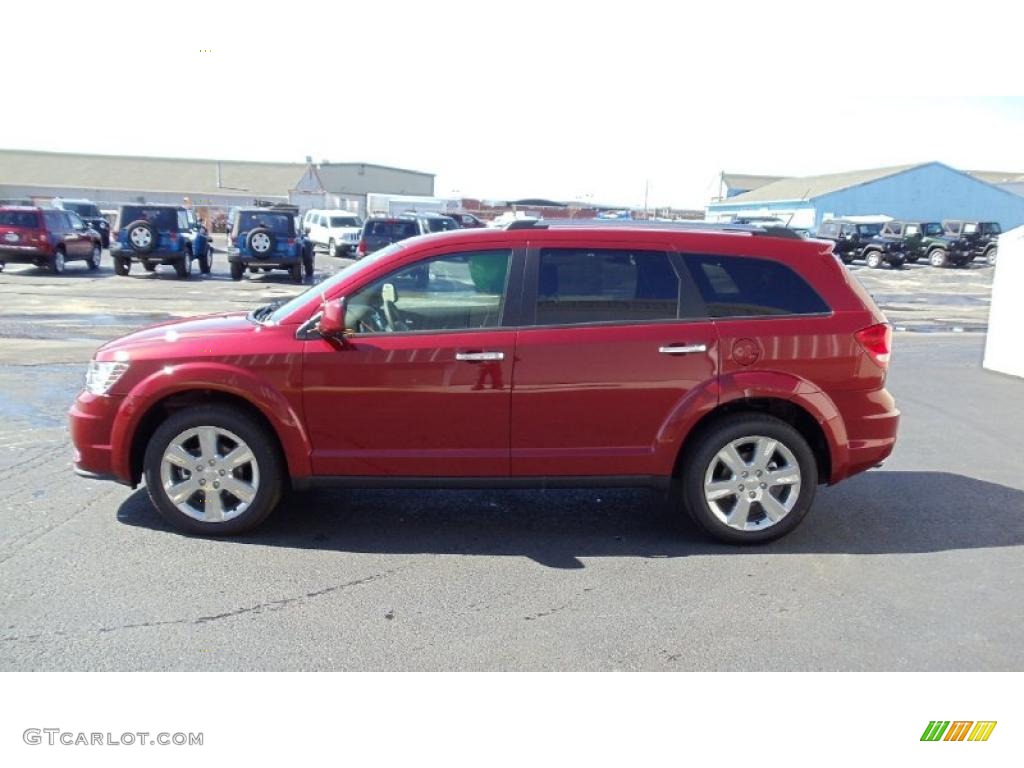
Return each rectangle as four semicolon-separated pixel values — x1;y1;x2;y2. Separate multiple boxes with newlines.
685;254;830;317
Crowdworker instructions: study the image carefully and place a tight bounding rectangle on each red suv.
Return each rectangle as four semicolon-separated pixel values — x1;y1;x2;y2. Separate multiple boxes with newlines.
69;223;899;544
0;206;103;273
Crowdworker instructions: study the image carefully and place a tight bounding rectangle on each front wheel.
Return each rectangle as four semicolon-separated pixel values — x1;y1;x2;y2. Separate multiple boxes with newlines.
51;248;66;274
928;249;948;268
143;405;283;536
87;244;102;270
230;261;244;281
865;251;883;269
290;262;303;282
329;239;338;258
678;414;817;544
174;253;192;278
114;256;131;276
198;247;212;274
303;249;314;277
986;248;997;266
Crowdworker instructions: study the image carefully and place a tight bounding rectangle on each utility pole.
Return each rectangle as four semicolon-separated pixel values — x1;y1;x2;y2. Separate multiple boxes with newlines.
643;180;649;219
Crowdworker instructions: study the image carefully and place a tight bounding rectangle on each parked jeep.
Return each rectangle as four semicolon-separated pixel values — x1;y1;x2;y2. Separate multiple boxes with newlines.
53;198;112;247
111;205;211;278
876;221;966;266
942;220;1001;266
228;208;313;282
814;219;906;268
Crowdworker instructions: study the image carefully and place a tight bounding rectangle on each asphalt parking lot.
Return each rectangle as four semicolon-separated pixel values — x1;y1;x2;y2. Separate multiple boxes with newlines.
0;247;1019;671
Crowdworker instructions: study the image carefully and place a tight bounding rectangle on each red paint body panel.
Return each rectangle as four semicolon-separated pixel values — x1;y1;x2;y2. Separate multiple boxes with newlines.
69;225;898;491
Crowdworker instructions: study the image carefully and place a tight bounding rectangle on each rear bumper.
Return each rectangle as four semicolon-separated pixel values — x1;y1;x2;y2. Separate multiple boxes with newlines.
826;388;900;483
0;245;50;262
110;244;185;262
68;391;130;485
228;254;300;266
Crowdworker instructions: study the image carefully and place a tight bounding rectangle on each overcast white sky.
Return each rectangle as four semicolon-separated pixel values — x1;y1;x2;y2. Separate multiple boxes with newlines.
2;0;1023;208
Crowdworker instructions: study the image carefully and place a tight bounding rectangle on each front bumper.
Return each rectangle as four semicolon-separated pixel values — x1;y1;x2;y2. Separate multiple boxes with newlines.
69;391;130;485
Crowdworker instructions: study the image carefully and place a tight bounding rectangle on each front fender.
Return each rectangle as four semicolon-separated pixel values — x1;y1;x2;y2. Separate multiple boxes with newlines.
110;362;311;482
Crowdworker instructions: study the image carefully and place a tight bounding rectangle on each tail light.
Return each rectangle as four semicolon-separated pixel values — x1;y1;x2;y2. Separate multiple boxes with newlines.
855;323;892;368
38;231;48;243
168;232;179;241
287;238;295;246
357;239;366;256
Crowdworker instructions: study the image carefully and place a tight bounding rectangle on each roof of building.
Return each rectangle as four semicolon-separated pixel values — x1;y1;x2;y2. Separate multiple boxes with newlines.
0;148;307;196
315;162;434;192
720;164;924;204
967;170;1024;184
721;173;786;191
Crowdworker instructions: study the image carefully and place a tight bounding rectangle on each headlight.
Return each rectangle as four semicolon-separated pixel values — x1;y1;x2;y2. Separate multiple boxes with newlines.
85;361;129;395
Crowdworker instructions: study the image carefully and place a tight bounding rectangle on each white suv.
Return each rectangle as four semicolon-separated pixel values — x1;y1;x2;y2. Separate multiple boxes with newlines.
303;210;363;257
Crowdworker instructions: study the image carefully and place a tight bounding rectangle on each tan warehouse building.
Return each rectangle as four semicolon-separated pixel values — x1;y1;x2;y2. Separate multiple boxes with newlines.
0;148;434;218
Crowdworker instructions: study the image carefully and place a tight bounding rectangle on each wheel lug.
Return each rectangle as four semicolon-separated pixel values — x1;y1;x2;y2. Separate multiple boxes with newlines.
196;465;203;472
761;483;767;489
742;471;748;478
199;478;206;486
738;484;744;491
756;470;763;477
219;469;225;476
748;491;756;499
208;459;215;466
213;481;220;489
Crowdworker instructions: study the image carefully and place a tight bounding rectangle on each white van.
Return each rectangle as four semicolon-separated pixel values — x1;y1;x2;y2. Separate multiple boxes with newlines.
302;210;364;257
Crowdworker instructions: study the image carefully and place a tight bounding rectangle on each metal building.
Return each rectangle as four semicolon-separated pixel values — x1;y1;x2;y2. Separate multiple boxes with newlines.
705;162;1024;230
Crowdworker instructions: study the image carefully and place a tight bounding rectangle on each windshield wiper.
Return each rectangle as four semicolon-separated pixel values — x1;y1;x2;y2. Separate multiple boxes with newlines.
250;301;284;324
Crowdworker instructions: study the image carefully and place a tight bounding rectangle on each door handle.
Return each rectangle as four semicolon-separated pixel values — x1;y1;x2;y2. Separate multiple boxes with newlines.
659;344;708;355
456;351;504;362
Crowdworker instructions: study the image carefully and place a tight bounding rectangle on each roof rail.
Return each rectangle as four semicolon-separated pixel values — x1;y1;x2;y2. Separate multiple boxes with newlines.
504;218;803;239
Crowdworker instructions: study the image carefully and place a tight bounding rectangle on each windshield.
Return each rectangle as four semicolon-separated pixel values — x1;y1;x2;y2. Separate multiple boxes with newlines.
922;223;943;236
330;216;361;228
237;212;294;235
266;241;411;324
981;222;1001;234
425;216;459;233
120;206;177;230
856;224;882;236
0;211;39;228
63;202;100;217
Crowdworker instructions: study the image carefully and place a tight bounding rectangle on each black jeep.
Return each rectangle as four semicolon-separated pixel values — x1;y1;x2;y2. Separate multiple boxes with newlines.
53;198;112;247
814;219;906;268
877;221;970;267
942;221;1001;266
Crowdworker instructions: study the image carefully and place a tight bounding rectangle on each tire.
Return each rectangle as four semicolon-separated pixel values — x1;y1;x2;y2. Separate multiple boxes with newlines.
87;243;101;270
986;248;997;266
198;246;212;274
174;252;192;278
905;254;919;264
928;249;948;268
51;248;66;274
329;239;338;258
246;227;275;258
303;248;314;277
114;256;131;276
290;261;303;282
889;257;905;270
865;251;883;269
678;413;818;545
230;261;244;281
125;220;158;254
143;262;157;272
143;404;283;536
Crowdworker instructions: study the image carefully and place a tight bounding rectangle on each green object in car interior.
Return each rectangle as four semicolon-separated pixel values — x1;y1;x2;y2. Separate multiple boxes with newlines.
468;251;509;293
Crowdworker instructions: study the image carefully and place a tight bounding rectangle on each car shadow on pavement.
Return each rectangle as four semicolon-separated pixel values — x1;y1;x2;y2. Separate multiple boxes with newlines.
116;471;1024;569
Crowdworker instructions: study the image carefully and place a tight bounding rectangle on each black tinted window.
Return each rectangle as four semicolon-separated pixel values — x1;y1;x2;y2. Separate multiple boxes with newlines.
424;216;459;232
687;254;829;317
0;211;39;228
121;207;177;230
64;202;100;217
366;220;418;239
43;211;65;230
535;248;680;326
238;212;293;234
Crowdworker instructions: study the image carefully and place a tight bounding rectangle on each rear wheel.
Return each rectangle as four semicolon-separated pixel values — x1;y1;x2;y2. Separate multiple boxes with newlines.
290;262;303;282
87;243;102;270
143;405;283;536
329;238;338;257
928;249;948;268
51;248;66;274
142;262;157;272
303;248;314;277
230;261;244;281
986;248;997;266
678;414;817;544
174;253;192;278
198;246;211;274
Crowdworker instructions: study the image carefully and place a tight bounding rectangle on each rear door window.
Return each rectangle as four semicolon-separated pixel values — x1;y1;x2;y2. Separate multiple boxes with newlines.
0;211;39;228
533;248;681;326
685;254;830;317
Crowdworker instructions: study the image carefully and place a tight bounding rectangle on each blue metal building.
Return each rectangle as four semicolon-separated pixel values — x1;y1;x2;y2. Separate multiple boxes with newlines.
705;162;1024;231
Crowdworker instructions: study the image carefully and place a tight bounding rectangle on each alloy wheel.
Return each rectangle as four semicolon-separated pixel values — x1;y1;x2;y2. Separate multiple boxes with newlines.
703;435;802;531
159;426;260;523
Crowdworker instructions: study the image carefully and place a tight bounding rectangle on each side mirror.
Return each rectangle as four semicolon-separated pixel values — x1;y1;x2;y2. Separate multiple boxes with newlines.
318;297;349;338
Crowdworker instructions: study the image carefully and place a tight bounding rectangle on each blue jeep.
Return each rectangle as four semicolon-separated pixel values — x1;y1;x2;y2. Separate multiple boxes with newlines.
111;204;211;278
227;208;313;283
